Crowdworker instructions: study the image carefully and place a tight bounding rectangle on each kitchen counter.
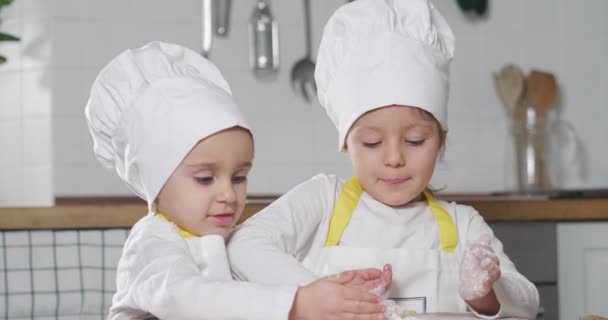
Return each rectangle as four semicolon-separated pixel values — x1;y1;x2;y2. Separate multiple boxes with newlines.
1;195;608;230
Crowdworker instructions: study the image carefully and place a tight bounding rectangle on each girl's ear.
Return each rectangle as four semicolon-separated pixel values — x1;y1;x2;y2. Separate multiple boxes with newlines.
440;130;448;148
438;130;448;161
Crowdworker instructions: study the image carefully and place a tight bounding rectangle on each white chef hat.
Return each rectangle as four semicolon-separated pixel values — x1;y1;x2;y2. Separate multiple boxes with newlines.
85;41;250;212
315;0;455;150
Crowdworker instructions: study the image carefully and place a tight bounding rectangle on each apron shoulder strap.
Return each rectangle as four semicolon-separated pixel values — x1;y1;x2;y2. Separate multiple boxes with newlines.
324;177;362;247
423;191;458;253
156;213;197;239
324;178;458;253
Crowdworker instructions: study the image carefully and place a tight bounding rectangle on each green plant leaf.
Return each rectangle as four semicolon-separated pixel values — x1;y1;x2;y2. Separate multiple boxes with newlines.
0;55;6;64
0;0;14;7
0;32;20;41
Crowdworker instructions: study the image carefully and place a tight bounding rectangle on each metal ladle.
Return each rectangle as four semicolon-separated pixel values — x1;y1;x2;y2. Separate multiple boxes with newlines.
290;0;316;103
201;0;213;57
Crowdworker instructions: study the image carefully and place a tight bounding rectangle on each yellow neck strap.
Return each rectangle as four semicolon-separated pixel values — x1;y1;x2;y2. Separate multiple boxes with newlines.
324;177;458;253
156;213;197;239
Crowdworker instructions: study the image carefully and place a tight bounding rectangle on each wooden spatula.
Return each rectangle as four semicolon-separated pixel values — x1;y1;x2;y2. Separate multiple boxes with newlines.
527;70;558;115
493;64;525;117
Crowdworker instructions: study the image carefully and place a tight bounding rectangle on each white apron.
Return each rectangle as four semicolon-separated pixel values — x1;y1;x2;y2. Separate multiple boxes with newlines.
303;177;466;313
156;213;232;280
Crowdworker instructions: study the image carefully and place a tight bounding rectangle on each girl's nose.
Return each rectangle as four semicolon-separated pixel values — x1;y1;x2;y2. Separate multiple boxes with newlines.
384;144;405;168
217;180;237;203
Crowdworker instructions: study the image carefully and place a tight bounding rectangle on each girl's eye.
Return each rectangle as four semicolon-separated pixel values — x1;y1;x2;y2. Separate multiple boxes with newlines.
195;176;214;185
232;176;248;184
362;141;381;148
406;140;425;146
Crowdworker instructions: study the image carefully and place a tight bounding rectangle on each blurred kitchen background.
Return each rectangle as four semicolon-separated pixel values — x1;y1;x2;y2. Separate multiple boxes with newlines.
0;0;606;206
0;0;607;319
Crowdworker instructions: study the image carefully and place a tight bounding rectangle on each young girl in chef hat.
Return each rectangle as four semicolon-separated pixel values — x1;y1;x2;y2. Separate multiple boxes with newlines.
228;0;540;319
85;41;391;320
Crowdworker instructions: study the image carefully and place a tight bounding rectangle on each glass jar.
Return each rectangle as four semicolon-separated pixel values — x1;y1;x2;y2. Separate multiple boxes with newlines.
505;107;584;193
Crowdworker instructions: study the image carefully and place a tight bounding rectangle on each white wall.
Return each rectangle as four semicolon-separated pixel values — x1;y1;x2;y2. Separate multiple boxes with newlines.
0;0;606;203
48;0;204;197
0;0;54;206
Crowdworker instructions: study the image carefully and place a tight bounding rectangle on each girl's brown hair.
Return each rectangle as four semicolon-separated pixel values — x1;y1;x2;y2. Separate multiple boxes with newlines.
413;108;447;196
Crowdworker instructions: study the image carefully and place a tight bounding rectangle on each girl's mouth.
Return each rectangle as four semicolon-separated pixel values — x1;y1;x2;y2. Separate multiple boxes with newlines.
209;213;234;225
380;177;410;186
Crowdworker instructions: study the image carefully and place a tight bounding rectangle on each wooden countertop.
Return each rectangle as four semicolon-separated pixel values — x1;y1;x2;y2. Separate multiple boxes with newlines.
1;195;608;230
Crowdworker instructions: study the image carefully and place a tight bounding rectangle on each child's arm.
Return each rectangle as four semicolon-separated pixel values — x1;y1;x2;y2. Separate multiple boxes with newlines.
116;232;296;320
459;207;540;319
116;226;385;320
228;174;335;285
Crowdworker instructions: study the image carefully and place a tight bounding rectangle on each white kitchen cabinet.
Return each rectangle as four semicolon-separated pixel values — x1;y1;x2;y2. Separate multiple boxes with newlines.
557;222;608;319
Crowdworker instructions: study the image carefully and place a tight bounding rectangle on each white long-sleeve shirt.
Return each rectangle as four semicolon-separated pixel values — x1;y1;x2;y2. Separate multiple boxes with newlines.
228;174;539;319
108;214;297;320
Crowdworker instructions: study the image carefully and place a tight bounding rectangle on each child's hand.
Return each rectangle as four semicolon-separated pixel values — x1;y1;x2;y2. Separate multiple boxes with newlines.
458;234;501;301
289;270;386;320
344;264;392;296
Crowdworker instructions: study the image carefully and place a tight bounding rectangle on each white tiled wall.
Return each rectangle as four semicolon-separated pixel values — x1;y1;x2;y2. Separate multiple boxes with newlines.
0;0;54;206
46;0;205;197
1;0;607;203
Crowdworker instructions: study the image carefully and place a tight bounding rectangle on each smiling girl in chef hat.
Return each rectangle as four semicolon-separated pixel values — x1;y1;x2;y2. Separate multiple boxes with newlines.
86;41;391;320
228;0;539;319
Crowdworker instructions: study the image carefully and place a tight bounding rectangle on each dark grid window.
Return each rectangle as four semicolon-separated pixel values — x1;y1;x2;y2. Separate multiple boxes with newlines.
0;229;129;319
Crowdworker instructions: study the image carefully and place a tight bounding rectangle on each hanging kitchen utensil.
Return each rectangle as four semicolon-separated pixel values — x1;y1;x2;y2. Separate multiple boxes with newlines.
214;0;231;37
456;0;487;16
201;0;213;57
249;0;279;80
290;0;317;103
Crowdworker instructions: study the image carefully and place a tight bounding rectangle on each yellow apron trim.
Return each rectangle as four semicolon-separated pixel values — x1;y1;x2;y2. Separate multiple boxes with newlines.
423;191;458;253
324;178;458;253
156;213;197;239
324;177;363;247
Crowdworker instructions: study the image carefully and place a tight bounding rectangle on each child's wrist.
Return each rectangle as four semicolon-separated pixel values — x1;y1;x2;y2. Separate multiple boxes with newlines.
289;286;304;320
465;289;500;316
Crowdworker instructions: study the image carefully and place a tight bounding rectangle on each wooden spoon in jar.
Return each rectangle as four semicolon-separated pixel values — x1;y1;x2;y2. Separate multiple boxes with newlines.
493;64;526;118
527;70;558;116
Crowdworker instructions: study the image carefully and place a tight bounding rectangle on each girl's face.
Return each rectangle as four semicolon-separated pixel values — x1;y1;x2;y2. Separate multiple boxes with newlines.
156;127;254;239
346;105;445;207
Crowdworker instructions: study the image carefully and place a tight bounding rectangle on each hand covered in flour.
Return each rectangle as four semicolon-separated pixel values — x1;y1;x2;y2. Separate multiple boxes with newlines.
458;234;501;301
289;270;386;320
344;264;392;296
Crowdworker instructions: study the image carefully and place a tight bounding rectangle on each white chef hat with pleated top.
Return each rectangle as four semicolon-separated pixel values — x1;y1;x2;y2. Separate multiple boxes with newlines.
85;41;250;212
315;0;455;151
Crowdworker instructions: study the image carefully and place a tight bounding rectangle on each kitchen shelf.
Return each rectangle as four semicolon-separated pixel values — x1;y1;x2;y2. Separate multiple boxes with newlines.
1;195;608;230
